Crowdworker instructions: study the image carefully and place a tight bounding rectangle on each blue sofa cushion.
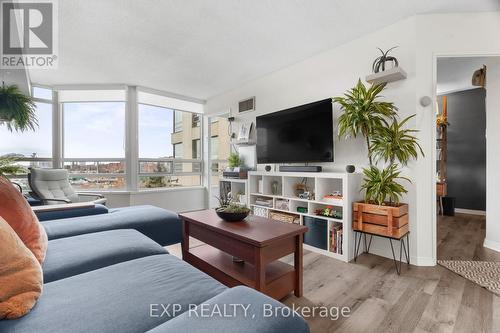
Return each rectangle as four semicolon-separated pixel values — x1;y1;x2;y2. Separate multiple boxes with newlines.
36;203;109;221
0;255;227;333
41;205;182;246
42;229;168;282
147;286;310;333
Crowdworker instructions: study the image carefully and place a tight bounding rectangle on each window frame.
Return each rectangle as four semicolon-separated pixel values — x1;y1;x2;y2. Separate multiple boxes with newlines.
137;103;203;190
8;84;205;192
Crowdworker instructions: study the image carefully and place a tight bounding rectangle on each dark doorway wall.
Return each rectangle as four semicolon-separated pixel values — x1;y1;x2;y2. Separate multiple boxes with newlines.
438;88;486;211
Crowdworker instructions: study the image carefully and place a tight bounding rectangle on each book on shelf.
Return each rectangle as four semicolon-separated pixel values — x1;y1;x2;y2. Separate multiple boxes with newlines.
255;197;273;207
330;224;343;255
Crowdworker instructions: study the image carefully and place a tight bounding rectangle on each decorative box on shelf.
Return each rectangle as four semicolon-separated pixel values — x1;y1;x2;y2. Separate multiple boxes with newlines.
252;206;268;218
275;198;290;211
269;211;300;224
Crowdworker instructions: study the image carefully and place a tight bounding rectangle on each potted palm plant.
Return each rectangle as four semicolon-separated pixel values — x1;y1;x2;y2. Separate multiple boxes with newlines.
334;80;423;238
0;84;38;180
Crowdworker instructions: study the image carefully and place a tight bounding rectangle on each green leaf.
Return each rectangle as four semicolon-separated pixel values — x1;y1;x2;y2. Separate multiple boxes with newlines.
0;84;38;132
361;165;410;206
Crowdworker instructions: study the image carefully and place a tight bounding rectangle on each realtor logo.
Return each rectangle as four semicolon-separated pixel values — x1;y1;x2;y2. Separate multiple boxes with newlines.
1;0;58;68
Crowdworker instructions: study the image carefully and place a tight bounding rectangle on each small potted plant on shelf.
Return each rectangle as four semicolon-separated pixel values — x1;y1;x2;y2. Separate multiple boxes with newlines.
227;152;244;170
214;192;250;222
334;79;423;238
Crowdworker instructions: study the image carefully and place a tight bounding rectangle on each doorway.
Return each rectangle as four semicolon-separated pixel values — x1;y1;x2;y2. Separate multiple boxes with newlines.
435;56;500;261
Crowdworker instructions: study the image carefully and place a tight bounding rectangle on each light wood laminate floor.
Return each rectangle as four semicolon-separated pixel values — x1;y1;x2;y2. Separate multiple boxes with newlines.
168;213;500;332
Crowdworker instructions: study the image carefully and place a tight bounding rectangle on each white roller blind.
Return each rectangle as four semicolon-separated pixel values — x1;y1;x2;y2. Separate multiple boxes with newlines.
58;89;126;102
138;90;203;114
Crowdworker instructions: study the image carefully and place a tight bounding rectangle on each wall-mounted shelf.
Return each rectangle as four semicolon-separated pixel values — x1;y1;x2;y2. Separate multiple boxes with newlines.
366;67;407;85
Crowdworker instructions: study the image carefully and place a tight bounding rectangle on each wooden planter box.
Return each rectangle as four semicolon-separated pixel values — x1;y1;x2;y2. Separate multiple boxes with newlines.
352;202;408;238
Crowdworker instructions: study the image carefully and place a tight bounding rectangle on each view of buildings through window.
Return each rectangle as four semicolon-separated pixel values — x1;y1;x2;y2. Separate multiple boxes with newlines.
0;91;53;191
1;86;206;191
138;103;202;188
210;116;231;186
63;102;126;190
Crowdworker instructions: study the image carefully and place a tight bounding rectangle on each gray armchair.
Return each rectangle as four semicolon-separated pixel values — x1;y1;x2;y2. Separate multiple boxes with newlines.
28;168;107;205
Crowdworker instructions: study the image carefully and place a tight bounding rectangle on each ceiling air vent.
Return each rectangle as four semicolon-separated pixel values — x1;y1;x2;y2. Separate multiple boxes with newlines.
238;97;255;113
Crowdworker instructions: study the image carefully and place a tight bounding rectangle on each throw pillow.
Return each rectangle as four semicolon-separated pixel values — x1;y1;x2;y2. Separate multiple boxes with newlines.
0;176;48;263
0;217;43;319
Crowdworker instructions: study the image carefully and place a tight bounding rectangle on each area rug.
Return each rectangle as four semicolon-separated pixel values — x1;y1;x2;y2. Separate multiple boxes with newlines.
438;260;500;296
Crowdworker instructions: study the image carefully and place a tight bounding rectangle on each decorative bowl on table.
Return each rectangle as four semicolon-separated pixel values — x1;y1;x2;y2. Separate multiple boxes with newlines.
215;204;250;222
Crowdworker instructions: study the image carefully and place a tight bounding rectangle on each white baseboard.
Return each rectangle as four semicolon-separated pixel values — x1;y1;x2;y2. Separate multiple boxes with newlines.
411;256;436;266
455;208;486;216
365;244;435;267
484;239;500;253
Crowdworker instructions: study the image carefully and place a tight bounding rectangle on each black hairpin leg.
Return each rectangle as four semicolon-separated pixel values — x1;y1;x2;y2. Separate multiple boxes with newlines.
354;231;363;262
366;234;373;253
402;233;410;265
389;239;401;275
389;234;410;275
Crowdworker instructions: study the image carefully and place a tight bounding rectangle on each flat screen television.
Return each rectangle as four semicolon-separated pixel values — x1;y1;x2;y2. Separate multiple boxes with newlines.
256;98;334;164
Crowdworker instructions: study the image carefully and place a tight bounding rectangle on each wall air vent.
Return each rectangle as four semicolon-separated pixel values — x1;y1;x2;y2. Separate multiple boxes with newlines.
238;97;255;113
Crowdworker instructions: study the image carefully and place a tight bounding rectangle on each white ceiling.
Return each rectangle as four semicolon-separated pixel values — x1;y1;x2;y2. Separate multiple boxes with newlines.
28;0;500;100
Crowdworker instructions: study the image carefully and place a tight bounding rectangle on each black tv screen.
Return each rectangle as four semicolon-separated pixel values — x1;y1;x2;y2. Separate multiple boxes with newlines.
256;99;334;164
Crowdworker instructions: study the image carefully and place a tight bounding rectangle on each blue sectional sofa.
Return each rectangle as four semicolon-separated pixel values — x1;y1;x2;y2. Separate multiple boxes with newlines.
41;205;182;246
0;206;310;333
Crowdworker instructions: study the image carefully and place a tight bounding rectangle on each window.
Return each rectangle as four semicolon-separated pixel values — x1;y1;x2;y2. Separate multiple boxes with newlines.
1;87;54;191
32;86;53;100
174;110;183;133
208;115;231;207
210;136;219;160
192;114;200;128
2;86;205;192
0;102;53;158
138;103;202;189
138;104;174;158
192;139;201;159
63;102;125;158
173;143;183;159
62;99;126;190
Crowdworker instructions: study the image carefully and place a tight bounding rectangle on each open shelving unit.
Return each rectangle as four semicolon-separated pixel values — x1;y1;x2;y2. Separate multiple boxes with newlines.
247;171;362;262
219;178;248;205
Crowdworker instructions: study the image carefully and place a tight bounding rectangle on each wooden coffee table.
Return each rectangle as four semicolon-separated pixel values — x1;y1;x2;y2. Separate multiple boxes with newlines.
180;209;308;300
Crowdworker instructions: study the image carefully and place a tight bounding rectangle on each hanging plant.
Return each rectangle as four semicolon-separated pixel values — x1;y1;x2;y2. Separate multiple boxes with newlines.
0;84;38;132
372;46;399;73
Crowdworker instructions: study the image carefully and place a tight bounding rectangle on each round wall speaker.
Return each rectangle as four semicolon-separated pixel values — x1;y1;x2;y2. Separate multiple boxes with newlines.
420;96;432;107
346;165;355;173
265;165;272;172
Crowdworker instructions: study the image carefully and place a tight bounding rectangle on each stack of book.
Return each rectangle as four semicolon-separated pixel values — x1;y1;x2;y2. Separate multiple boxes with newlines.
330;224;343;254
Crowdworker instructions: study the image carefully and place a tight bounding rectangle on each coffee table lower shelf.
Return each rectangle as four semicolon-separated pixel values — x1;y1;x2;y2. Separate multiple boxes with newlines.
184;244;295;300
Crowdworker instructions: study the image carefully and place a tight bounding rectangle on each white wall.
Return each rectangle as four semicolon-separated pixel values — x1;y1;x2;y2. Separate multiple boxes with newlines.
415;12;500;264
206;17;420;264
99;187;207;213
485;58;500;252
205;11;500;265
